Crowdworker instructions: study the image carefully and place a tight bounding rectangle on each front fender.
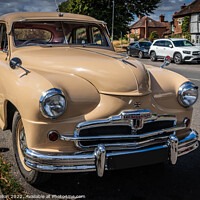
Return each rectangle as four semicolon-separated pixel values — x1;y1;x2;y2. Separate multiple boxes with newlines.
146;65;192;111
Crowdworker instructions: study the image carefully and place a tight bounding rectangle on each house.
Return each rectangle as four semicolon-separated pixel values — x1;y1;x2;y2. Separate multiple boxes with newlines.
173;0;200;44
130;15;171;39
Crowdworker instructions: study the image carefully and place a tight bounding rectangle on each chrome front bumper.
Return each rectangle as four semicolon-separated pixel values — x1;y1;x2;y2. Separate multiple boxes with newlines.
24;129;199;177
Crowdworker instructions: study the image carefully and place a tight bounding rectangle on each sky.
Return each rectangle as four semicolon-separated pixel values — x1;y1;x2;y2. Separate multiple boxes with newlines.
0;0;195;22
147;0;194;22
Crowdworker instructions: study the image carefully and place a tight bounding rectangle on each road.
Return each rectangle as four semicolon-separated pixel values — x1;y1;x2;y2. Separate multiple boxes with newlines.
0;58;200;200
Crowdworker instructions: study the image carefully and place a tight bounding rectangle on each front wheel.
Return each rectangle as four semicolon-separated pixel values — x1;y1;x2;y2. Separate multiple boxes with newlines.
174;52;182;64
12;111;51;185
150;51;157;62
138;51;143;59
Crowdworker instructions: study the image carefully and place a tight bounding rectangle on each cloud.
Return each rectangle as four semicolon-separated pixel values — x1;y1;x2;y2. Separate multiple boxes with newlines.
0;0;64;15
149;0;194;21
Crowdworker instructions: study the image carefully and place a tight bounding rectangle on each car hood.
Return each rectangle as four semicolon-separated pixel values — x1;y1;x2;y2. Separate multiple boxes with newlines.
12;46;151;96
175;46;200;51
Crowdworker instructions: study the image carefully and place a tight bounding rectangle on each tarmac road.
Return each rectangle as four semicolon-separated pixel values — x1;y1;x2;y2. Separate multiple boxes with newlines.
0;58;200;200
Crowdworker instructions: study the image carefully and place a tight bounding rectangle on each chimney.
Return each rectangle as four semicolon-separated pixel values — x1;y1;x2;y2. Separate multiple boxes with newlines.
159;14;165;22
145;19;148;38
139;15;142;20
181;3;186;10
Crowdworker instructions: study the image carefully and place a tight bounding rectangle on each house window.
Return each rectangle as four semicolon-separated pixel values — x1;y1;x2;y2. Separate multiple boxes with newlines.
136;29;138;34
198;14;200;22
178;18;183;25
196;35;200;44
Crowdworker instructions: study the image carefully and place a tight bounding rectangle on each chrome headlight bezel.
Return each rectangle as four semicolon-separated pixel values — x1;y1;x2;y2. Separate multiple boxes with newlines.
39;88;66;119
177;82;198;107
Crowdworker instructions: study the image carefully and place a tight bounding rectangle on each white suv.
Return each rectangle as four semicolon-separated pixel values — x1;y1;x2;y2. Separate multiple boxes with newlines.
149;38;200;64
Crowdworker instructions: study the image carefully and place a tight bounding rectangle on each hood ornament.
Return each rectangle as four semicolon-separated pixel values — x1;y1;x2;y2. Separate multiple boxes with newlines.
161;56;171;68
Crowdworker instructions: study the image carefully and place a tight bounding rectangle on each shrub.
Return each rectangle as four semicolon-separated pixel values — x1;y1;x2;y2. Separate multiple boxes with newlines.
149;31;159;42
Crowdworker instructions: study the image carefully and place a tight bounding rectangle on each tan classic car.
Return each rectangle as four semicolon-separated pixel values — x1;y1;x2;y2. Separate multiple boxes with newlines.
0;12;199;185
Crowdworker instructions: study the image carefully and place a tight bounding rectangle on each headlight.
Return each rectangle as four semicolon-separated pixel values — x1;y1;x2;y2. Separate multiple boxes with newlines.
177;82;198;107
183;51;191;54
39;88;66;119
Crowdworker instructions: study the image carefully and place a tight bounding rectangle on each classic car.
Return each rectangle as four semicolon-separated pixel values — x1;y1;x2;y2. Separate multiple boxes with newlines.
0;12;199;185
127;41;152;58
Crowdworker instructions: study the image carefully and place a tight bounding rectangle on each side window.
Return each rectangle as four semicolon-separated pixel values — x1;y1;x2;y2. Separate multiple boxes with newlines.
165;41;172;47
0;24;8;51
153;41;160;46
91;26;108;46
159;41;165;47
75;27;87;44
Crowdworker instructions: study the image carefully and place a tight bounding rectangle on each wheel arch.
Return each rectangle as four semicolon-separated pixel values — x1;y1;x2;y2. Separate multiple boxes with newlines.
173;51;182;59
5;100;17;131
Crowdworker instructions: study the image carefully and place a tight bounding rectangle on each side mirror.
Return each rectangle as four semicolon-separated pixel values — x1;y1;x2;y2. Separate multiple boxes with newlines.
161;56;171;68
10;57;30;76
10;57;22;69
169;44;173;48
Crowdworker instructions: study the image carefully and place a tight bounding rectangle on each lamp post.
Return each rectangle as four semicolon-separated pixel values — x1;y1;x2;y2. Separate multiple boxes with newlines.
111;0;115;43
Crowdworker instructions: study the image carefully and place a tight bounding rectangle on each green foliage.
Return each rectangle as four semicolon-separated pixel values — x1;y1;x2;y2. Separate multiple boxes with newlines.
182;16;191;41
182;16;190;35
129;33;138;40
139;38;148;41
0;156;26;198
59;0;161;40
148;31;159;42
169;34;182;38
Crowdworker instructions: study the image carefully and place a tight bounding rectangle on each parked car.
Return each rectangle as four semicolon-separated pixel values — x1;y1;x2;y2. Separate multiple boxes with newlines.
0;12;199;185
127;41;152;58
149;38;200;64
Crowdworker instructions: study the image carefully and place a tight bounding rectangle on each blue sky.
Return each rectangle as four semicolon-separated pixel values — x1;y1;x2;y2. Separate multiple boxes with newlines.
146;0;194;22
0;0;195;23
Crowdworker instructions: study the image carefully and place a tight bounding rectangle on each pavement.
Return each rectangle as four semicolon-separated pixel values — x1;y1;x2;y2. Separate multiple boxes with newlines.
0;58;200;200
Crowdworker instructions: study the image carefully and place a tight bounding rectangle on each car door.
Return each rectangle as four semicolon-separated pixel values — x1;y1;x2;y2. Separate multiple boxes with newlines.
131;43;140;56
156;41;166;57
152;41;162;57
0;23;9;129
163;41;174;58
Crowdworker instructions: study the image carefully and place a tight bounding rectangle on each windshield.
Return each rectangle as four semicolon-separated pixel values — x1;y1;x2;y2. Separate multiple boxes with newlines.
173;40;194;47
139;42;152;48
13;21;109;47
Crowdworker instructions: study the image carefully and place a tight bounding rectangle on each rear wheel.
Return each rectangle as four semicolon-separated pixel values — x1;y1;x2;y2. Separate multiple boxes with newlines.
174;52;182;64
12;111;51;185
138;51;143;59
150;51;157;61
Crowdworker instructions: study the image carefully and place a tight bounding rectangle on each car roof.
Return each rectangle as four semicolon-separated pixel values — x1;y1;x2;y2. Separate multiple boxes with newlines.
0;12;104;34
154;38;188;42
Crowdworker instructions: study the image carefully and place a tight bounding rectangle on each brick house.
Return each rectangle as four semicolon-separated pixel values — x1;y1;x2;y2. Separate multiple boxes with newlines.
130;15;171;39
173;0;200;44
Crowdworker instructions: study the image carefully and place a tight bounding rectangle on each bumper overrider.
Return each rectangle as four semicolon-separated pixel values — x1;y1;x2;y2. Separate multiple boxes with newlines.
23;110;199;177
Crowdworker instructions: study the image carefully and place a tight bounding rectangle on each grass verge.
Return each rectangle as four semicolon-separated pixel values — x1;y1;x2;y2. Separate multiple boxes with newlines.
0;155;26;199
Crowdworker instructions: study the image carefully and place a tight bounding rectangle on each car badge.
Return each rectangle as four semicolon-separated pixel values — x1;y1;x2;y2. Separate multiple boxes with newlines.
121;110;151;133
134;102;141;108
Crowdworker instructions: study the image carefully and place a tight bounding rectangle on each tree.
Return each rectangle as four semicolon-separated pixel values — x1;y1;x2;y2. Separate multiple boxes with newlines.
148;31;158;42
59;0;161;40
182;16;191;41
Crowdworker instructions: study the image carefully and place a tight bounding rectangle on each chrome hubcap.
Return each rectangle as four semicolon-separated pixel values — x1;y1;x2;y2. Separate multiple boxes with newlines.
19;128;27;152
175;54;181;63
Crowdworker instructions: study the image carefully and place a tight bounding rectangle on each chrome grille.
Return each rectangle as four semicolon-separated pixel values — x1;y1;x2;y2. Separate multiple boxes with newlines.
79;121;175;147
60;110;186;150
193;51;200;55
